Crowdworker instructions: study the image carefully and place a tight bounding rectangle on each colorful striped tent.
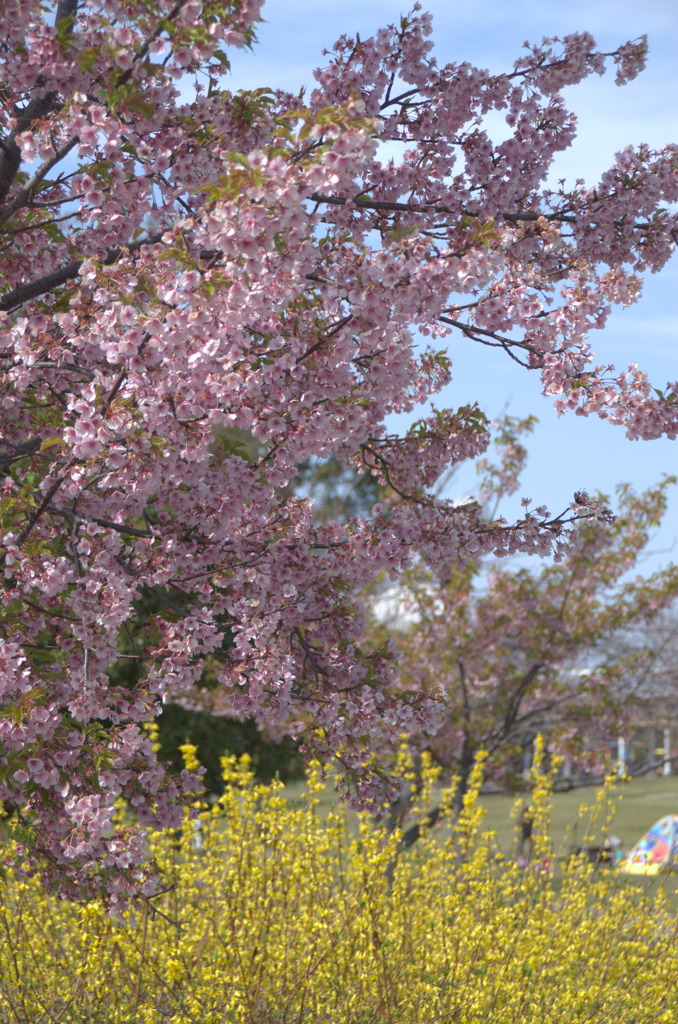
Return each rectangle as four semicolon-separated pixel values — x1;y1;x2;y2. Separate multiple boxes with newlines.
619;815;678;876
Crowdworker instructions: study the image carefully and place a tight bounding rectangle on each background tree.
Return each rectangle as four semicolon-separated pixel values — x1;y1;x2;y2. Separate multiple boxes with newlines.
591;608;678;773
367;420;678;814
0;0;676;900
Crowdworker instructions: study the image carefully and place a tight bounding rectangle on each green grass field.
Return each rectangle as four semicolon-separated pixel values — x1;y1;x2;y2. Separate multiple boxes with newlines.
284;772;678;854
479;774;678;906
282;770;678;905
479;774;678;857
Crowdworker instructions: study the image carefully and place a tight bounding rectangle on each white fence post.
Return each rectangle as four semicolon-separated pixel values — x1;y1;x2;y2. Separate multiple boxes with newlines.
617;736;627;777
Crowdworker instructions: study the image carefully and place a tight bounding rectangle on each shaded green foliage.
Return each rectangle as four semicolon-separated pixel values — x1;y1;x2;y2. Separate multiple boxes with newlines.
293;454;384;524
156;704;304;793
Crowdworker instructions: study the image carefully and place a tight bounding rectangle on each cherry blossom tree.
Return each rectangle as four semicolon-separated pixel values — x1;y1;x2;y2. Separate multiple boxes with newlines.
367;420;678;816
0;0;676;901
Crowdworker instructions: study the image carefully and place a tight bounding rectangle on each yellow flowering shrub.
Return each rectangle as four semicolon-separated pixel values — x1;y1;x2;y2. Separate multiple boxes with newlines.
0;746;675;1024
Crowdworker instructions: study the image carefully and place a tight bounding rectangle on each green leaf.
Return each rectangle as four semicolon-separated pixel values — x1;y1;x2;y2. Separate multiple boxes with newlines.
55;13;76;45
40;436;64;452
225;152;252;169
77;47;100;72
125;94;157;121
212;49;231;69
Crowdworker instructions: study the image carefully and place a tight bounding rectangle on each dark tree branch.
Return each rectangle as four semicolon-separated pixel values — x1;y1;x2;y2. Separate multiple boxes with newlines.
0;233;164;312
0;237;233;313
0;137;79;227
0;1;78;206
399;806;443;849
502;663;545;737
438;316;538;365
55;0;78;26
0;436;42;469
0;139;21;208
293;625;328;680
296;314;353;363
15;462;76;546
310;191;578;224
0;258;86;310
48;502;155;538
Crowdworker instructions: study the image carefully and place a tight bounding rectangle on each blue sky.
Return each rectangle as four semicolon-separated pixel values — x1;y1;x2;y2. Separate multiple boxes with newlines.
228;0;678;572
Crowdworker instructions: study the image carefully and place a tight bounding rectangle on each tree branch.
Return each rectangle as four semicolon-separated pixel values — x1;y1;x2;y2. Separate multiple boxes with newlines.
0;1;78;206
438;316;538;365
15;462;76;546
54;0;78;26
0;137;79;228
310;191;578;225
0;233;163;312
